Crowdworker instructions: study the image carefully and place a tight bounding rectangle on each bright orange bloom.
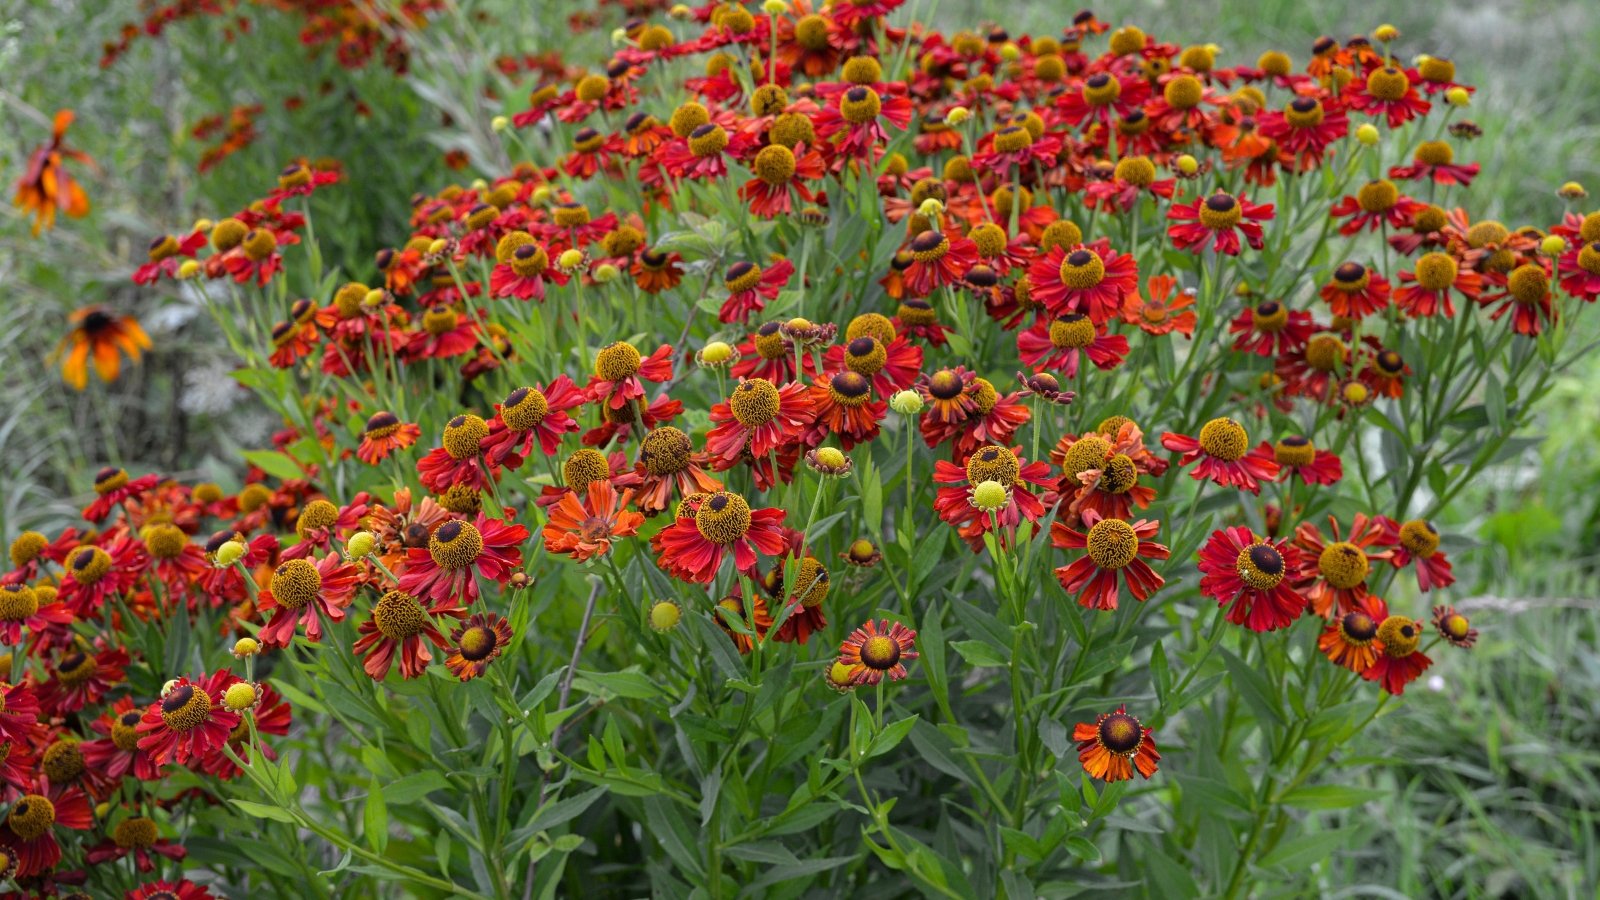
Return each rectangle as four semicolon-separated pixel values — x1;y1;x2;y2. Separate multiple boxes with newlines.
1074;705;1160;782
542;480;644;561
13;110;93;234
53;307;151;391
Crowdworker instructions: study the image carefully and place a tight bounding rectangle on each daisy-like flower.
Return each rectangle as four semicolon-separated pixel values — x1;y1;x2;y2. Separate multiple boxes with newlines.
806;372;887;450
1026;241;1139;323
902;229;981;298
405;305;480;360
481;377;585;469
1364;601;1433;695
84;813;187;873
587;340;673;411
417;414;497;494
1121;274;1196;336
490;234;570;301
1317;596;1386;673
1345;65;1431;128
1267;436;1343;486
1162;417;1280;494
0;778;94;879
720;258;795;323
1228;298;1314;357
1198;526;1306;632
135;670;243;766
652;491;788;584
1319;262;1391;319
352;590;464;681
1378;517;1455;592
1292;513;1392;617
1259;95;1349;170
632;248;685;294
895;296;954;346
705;377;816;464
1051;510;1168;611
398;515;528;604
1395;252;1482;318
84;466;161;523
0;583;73;646
611;426;724;516
740;143;825;218
36;643;127;714
80;698;160;782
836;620;918;685
195;682;292;781
0;683;43;748
1056;71;1150;131
12;109;91;235
824;333;923;397
1074;706;1159;782
814;85;913;165
931;444;1054;551
357;411;421;465
1481;261;1557;336
257;554;361;647
445;613;514;681
1085;156;1177;214
1166;190;1274;255
714;589;775;655
1389;140;1479;186
1329;180;1419;236
1017;313;1130;377
129;880;216;900
1431;605;1478;649
58;536;147;618
766;554;832;645
1556;240;1600;302
542;480;644;561
133;229;207;285
971;124;1062;176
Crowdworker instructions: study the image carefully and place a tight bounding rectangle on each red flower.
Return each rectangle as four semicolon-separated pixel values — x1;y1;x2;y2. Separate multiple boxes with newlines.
740;143;825;218
1121;274;1196;336
931;445;1054;552
356;411;421;465
805;372;887;450
1074;705;1159;782
0;682;43;748
1228;299;1314;357
1317;596;1386;674
1017;314;1130;377
1319;262;1391;319
1480;262;1556;336
1259;95;1349;169
36;643;127;714
490;239;570;301
836;619;918;685
417;414;498;493
81;698;161;782
1345;66;1431;128
84;468;160;523
1161;417;1279;494
720;258;795;323
902;230;980;298
1291;513;1393;617
352;590;464;681
1377;517;1455;592
823;334;922;398
1166;191;1273;255
481;376;586;468
1389;143;1479;186
257;554;360;647
1266;438;1343;486
705;378;816;465
1362;599;1433;695
1026;241;1138;322
652;492;788;584
135;670;243;766
398;515;528;604
542;480;644;560
444;613;514;681
85;813;187;872
129;880;215;900
1395;252;1482;318
133;229;207;285
1051;510;1168;611
1198;526;1306;632
58;536;147;619
587;341;673;411
1329;181;1419;236
611;425;724;516
0;583;74;647
1557;241;1600;302
0;778;93;878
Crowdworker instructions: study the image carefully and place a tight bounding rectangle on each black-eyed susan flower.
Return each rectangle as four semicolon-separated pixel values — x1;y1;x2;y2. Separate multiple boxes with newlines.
52;307;151;392
1167;190;1274;255
719;258;795;324
257;554;360;647
836;619;917;685
705;377;816;463
1319;262;1391;319
1073;705;1159;782
1480;260;1557;336
127;879;215;900
398;515;528;604
1266;436;1342;486
135;670;243;766
352;590;464;681
1161;417;1280;494
1291;514;1393;617
1026;240;1139;323
356;411;422;465
1377;517;1456;592
1395;251;1483;318
84;812;188;872
1017;313;1130;377
480;378;586;468
0;777;94;878
11;109;91;235
1198;526;1306;632
1362;600;1433;695
1259;95;1349;169
653;492;789;584
931;444;1054;552
1052;510;1168;611
541;480;644;561
1227;299;1314;357
0;583;73;647
36;642;127;714
805;372;886;450
1345;65;1431;128
586;340;674;411
417;413;497;494
1317;596;1385;673
445;613;513;681
1431;605;1478;649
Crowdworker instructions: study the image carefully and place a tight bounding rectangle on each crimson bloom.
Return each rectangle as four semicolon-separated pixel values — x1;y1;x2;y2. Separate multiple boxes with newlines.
1026;241;1138;322
397;515;528;604
1319;262;1391;319
135;670;243;766
1228;299;1314;357
1051;510;1168;611
0;778;94;879
1166;191;1273;255
1267;437;1343;486
902;230;980;298
1362;598;1433;695
1292;513;1392;617
1345;66;1431;128
587;340;673;411
836;620;918;685
357;411;421;465
1017;313;1130;377
720;258;795;323
481;376;586;468
1198;526;1306;632
1161;417;1279;494
256;554;361;647
1377;517;1455;592
445;613;514;681
1395;252;1482;318
705;378;816;464
652;492;788;584
352;590;464;681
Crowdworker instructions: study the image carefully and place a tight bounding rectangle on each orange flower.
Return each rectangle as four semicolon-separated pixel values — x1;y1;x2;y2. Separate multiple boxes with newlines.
542;480;644;561
1073;705;1160;782
52;307;151;391
12;110;93;235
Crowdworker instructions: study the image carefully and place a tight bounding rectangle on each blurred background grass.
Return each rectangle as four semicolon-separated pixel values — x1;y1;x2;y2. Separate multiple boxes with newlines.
4;0;1600;895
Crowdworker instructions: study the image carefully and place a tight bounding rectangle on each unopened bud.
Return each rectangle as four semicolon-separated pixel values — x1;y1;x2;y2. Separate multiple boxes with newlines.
215;540;246;566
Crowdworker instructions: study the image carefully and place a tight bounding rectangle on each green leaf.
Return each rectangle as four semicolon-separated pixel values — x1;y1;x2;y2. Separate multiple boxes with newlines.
1220;647;1284;728
949;639;1007;668
867;715;920;759
571;668;661;701
1257;825;1363;870
242;449;305;482
524;786;608;833
229;799;297;824
364;775;389;854
1278;784;1373;810
382;771;451;806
